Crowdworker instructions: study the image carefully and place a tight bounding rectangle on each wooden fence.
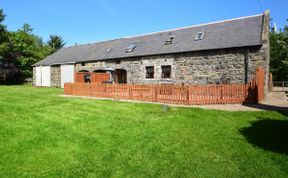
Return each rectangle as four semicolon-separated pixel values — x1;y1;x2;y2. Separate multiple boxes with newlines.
273;81;288;92
74;72;110;83
64;68;265;105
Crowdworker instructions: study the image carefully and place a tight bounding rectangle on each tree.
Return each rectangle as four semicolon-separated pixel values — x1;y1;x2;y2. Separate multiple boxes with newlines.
47;34;66;51
21;23;33;33
9;27;53;77
0;9;7;40
270;19;288;81
0;9;54;84
0;9;20;84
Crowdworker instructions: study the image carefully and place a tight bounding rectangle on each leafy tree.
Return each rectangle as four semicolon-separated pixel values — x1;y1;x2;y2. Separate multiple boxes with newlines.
21;23;33;34
0;9;55;84
270;20;288;81
47;34;66;51
9;27;53;77
0;9;7;41
0;9;20;83
0;9;8;52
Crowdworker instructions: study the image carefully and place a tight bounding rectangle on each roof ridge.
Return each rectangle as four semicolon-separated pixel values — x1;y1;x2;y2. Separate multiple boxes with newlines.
64;38;124;49
123;14;263;39
65;13;263;49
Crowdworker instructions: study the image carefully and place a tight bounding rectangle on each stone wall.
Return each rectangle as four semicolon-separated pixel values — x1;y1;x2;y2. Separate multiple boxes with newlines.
50;65;61;87
175;49;251;85
245;10;270;92
75;46;265;85
34;44;269;87
76;56;177;84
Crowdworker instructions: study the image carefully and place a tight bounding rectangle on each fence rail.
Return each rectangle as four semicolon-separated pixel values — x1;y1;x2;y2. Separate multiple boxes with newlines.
64;68;265;105
272;81;288;92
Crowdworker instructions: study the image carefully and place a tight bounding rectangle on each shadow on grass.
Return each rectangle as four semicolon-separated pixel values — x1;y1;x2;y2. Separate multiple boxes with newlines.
240;119;288;155
243;103;288;117
0;81;25;85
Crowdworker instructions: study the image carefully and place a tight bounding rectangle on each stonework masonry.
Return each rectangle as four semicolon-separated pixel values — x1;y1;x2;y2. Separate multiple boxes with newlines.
50;65;61;87
75;46;267;85
33;41;269;87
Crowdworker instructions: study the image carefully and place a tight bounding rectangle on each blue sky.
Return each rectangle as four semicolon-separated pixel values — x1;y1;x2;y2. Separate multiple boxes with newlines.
2;0;288;46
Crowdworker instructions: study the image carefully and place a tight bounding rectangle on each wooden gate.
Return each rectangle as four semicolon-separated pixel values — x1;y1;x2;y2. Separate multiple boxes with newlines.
74;72;110;83
256;67;265;102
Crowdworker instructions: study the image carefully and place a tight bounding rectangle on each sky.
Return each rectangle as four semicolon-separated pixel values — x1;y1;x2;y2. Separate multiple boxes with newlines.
2;0;288;46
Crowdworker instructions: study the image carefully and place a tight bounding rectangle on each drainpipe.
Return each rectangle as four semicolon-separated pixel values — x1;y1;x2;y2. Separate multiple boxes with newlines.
244;49;249;84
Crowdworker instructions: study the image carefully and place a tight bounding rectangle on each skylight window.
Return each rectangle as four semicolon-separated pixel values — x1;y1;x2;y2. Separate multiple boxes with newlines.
165;36;175;45
194;32;204;41
106;48;111;53
126;43;137;53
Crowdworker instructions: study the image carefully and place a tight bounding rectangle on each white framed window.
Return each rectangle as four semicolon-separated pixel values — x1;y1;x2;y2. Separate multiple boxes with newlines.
194;32;204;41
165;36;175;45
126;43;138;53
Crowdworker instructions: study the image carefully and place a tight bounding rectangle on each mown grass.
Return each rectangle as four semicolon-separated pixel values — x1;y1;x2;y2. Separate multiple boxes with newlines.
0;85;287;177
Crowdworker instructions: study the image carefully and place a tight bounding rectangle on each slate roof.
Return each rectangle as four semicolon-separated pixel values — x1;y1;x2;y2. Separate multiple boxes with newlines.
34;14;264;66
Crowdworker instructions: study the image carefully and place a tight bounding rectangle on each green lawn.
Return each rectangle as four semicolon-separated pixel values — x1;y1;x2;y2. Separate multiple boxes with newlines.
0;85;287;177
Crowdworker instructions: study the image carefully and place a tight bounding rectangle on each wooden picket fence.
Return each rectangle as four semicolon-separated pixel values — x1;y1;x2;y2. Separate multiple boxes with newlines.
74;72;110;83
64;68;265;105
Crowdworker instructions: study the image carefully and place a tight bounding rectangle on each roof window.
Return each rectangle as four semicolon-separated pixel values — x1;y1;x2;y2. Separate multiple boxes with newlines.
126;43;137;53
106;48;112;53
194;32;204;41
165;36;175;45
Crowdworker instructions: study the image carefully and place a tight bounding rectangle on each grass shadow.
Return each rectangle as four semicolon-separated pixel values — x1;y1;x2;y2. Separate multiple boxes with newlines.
243;103;288;117
0;81;25;85
240;119;288;155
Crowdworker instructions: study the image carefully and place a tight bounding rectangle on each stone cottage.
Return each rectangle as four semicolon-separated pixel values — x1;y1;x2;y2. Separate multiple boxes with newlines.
33;11;270;90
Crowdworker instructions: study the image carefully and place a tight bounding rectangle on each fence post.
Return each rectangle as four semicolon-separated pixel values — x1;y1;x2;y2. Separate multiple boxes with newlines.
113;84;116;99
129;85;132;99
220;85;223;104
89;84;92;96
155;86;158;102
71;83;74;95
186;86;190;105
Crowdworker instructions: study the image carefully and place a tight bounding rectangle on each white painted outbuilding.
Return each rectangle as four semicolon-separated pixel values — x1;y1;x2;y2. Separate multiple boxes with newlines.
35;64;75;88
35;66;51;87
